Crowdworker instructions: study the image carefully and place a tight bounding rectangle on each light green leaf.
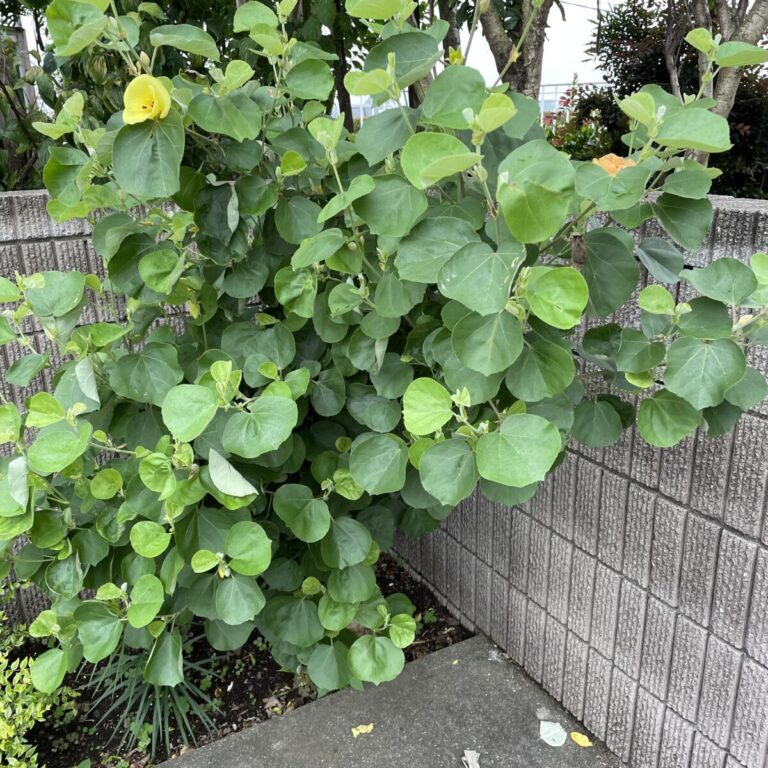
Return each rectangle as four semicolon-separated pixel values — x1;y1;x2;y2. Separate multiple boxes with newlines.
208;449;258;498
144;630;184;687
525;266;588;329
665;337;747;409
188;92;262;142
403;378;453;435
161;384;219;441
419;65;486;129
476;414;561;487
496;140;575;243
226;521;272;576
150;24;220;60
307;643;350;690
27;422;92;475
127;574;164;628
31;648;68;694
637;389;701;448
130;521;171;558
656;108;731;153
348;635;404;685
419;438;478;506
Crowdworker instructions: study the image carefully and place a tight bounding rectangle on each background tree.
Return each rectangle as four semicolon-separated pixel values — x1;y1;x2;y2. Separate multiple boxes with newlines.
575;0;768;197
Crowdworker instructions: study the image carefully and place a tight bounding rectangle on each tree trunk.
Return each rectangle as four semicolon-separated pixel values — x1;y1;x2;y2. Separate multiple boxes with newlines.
333;0;354;131
437;0;461;59
480;0;554;98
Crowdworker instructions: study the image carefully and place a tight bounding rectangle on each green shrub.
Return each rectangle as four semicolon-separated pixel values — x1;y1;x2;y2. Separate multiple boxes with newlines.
0;0;766;716
0;590;77;767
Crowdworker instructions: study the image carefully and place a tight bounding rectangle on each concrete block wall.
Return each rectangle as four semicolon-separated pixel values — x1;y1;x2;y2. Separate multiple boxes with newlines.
396;197;768;768
0;191;97;625
2;190;768;767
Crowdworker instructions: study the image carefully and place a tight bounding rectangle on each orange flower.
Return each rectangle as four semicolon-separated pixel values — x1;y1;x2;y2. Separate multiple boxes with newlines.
593;153;637;176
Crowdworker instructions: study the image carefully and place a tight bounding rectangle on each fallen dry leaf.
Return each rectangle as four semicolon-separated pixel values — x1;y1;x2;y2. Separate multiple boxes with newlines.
539;720;567;747
571;732;593;747
351;723;374;738
462;749;480;767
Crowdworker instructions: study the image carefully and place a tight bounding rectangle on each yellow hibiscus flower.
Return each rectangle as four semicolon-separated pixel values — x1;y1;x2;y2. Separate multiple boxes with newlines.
123;75;171;125
593;153;637;176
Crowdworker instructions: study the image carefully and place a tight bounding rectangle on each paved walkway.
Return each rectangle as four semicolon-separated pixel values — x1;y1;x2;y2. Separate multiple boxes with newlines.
163;636;621;768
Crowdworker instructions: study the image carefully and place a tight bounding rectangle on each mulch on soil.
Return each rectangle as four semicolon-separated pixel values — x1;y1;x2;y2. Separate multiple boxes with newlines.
32;553;472;768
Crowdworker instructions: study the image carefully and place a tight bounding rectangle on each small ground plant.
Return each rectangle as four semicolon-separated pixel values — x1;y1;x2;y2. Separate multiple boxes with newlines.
0;0;766;733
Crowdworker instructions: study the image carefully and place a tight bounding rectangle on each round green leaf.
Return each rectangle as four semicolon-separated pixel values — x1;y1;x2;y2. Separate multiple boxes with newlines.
571;400;623;448
685;258;758;306
353;175;427;237
130;521;171;558
74;602;124;663
637;389;702;448
403;378;454;435
260;596;325;648
127;574;165;628
109;343;184;407
451;311;524;375
395;217;479;284
401;132;477;190
273;484;331;543
113;111;185;200
161;384;219;442
327;563;377;603
222;396;298;459
321;516;373;569
389;613;417;649
215;574;266;625
419;65;486;129
496;140;575;243
476;414;561;487
27;422;92;476
525;266;588;329
419;438;478;506
439;242;521;316
347;635;404;685
307;642;350;691
226;521;272;576
144;630;184;688
504;341;575;402
665;337;747;410
90;468;123;500
31;648;68;694
349;432;408;495
318;593;357;631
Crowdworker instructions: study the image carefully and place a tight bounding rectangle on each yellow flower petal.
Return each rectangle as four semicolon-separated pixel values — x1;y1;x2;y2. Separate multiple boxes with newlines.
351;723;374;738
123;74;171;125
593;153;636;177
570;731;593;747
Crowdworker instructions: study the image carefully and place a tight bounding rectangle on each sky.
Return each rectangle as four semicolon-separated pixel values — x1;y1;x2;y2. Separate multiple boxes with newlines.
18;0;612;91
463;0;614;87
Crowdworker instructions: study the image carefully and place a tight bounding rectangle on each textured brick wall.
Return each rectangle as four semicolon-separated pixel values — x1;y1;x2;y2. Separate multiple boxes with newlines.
0;191;96;625
395;197;768;768
3;191;768;766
